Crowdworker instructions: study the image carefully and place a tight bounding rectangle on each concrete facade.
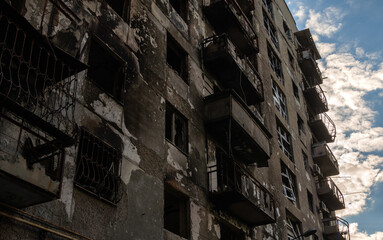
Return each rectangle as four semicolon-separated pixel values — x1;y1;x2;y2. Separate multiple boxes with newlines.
0;0;348;239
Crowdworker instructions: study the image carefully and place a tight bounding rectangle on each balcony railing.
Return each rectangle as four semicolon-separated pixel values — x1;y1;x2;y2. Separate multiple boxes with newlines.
312;142;339;177
323;217;350;240
316;178;345;211
203;34;263;104
203;0;258;55
0;1;85;208
205;90;271;166
298;48;323;86
309;113;336;143
208;155;275;226
303;84;328;115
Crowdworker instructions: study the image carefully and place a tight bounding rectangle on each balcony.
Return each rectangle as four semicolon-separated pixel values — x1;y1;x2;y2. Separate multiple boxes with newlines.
208;156;275;226
205;90;271;167
298;49;322;86
203;0;258;55
309;113;336;143
303;84;328;115
316;178;345;211
323;217;350;240
0;2;86;208
312;142;339;177
203;35;264;104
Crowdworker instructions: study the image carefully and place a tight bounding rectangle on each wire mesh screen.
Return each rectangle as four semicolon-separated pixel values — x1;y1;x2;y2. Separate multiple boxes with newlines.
75;129;122;204
0;3;79;145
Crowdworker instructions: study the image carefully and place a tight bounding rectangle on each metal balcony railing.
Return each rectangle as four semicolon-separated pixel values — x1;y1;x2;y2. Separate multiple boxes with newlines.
310;113;336;142
304;83;328;113
298;48;322;85
323;217;350;240
0;2;86;146
203;0;258;54
317;178;345;210
208;156;275;225
203;34;264;102
312;142;339;176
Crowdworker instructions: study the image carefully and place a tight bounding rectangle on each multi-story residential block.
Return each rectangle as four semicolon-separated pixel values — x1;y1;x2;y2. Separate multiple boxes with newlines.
0;0;350;239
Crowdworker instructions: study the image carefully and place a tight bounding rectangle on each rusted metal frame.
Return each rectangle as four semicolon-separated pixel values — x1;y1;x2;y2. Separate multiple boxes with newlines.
319;178;344;205
325;143;339;167
320;112;336;140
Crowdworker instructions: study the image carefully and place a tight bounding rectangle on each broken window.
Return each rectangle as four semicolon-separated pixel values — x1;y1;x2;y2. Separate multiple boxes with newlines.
169;0;188;22
307;190;314;213
164;186;189;238
166;103;188;153
283;21;293;41
286;214;302;240
263;11;278;49
272;81;288;121
262;0;274;17
88;38;125;102
220;222;245;240
288;51;295;70
167;33;188;83
277;122;293;161
281;163;298;206
268;44;283;83
75;129;122;204
297;114;305;136
292;80;300;100
106;0;130;20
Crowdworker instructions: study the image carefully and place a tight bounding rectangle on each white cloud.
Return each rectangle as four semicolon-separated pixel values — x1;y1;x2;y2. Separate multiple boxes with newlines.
350;223;383;240
305;7;346;37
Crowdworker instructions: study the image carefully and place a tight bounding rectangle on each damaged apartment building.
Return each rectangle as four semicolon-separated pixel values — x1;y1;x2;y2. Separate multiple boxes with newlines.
0;0;350;239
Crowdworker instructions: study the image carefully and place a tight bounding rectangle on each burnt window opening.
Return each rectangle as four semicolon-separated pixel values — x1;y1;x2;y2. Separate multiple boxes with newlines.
297;114;305;137
277;122;293;161
281;163;298;207
302;151;309;172
268;44;283;83
220;222;245;240
169;0;188;22
283;21;292;41
167;33;188;83
286;214;302;240
263;11;278;49
272;81;288;121
307;190;314;213
262;0;274;17
165;103;188;153
106;0;130;20
164;186;189;238
88;39;125;102
288;51;294;69
292;80;299;100
75;129;122;204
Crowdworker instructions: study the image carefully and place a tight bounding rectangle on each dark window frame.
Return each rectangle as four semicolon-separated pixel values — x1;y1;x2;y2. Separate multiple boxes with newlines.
220;221;245;240
281;162;298;207
263;10;279;49
88;37;126;103
167;33;189;84
272;81;288;121
164;185;190;238
307;190;314;213
169;0;188;22
268;44;283;83
165;103;188;154
297;114;305;137
106;0;131;21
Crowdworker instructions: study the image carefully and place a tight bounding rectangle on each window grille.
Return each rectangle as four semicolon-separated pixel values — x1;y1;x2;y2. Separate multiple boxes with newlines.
75;129;122;204
262;0;274;17
272;82;288;121
277;122;293;161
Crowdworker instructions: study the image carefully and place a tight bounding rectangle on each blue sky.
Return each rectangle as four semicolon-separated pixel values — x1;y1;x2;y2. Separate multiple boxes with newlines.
286;0;383;239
